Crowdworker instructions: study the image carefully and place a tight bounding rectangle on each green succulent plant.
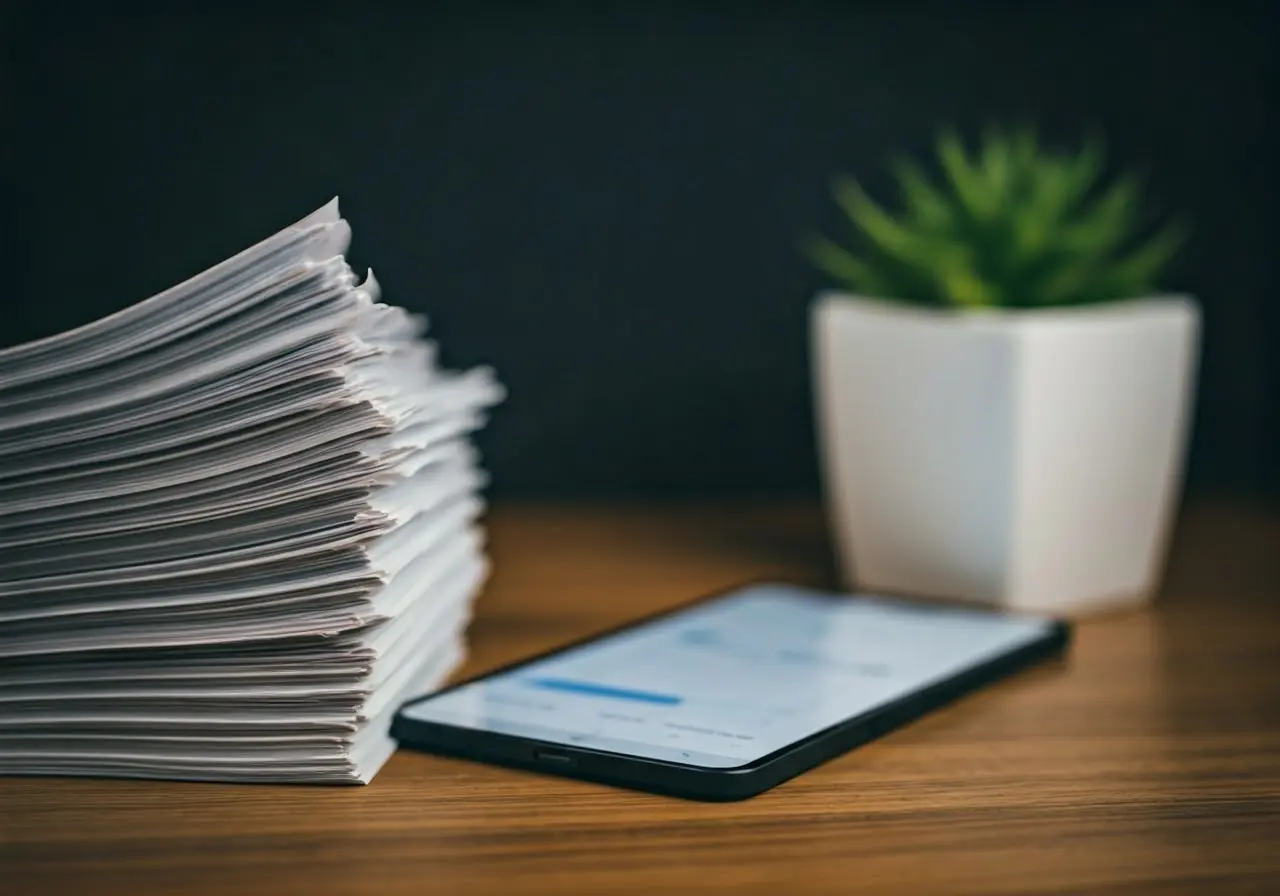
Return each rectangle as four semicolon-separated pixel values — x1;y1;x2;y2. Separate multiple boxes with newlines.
805;127;1187;310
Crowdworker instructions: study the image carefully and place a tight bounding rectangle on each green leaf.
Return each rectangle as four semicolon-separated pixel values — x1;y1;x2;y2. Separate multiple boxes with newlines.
936;130;996;221
1031;255;1101;306
801;234;898;296
1059;174;1140;259
1066;133;1105;203
1087;221;1189;300
890;158;953;232
979;127;1013;207
939;257;1000;309
831;175;947;271
1013;139;1104;259
1010;125;1039;179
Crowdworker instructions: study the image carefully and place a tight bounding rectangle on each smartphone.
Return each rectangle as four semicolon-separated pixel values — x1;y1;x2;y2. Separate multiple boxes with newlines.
393;582;1070;801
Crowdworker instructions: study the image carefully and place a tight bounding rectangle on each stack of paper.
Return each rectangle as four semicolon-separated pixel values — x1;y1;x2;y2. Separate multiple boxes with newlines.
0;200;503;783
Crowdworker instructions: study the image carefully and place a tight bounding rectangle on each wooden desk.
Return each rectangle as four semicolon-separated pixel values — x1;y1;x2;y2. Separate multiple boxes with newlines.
2;502;1278;894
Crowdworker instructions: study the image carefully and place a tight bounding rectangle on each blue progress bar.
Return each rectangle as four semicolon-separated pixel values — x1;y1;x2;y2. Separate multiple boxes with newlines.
526;677;683;705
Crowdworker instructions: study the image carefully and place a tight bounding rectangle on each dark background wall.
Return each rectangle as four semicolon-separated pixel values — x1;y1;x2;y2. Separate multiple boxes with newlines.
3;1;1277;501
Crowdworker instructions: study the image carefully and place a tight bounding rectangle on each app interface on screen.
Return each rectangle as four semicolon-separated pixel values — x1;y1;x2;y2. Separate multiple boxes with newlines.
402;585;1054;768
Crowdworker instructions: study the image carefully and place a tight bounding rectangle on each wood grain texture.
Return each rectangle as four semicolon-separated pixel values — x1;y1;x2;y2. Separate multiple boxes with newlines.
2;501;1278;895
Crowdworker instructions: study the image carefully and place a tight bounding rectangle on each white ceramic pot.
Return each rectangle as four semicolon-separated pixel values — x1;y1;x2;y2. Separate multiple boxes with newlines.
812;292;1200;615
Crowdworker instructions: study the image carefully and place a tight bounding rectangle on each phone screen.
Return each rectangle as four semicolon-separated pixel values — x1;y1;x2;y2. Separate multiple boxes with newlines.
399;584;1056;769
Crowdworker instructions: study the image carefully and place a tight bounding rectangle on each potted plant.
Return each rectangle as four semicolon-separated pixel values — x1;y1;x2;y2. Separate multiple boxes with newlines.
806;128;1200;615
